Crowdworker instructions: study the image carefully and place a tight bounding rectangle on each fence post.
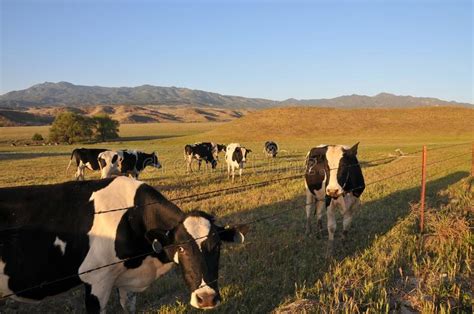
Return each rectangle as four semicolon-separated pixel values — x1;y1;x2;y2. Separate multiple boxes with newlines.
420;145;427;233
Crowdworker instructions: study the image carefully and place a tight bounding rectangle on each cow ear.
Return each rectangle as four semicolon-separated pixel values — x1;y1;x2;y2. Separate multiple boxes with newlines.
345;142;360;156
246;149;252;153
145;229;170;253
217;224;248;244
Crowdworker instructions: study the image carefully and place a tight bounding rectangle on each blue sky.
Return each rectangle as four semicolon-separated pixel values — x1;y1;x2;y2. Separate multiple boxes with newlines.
1;0;472;102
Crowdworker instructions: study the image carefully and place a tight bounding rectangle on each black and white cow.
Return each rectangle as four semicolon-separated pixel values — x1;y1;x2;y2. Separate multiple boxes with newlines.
304;143;365;255
0;176;247;312
184;143;218;172
225;143;252;182
264;141;278;158
98;150;162;179
66;148;108;180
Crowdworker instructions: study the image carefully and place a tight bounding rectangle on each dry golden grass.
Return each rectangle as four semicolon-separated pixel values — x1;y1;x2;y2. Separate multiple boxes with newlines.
0;106;472;313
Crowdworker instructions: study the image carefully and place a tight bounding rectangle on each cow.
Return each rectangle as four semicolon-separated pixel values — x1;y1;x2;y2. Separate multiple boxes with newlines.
225;143;252;182
264;141;278;158
184;143;218;172
66;148;108;180
0;176;248;312
304;143;365;256
98;150;162;179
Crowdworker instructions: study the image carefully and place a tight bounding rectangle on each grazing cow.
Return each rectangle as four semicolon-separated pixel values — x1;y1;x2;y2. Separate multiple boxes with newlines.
225;143;252;182
98;150;162;179
0;177;247;312
184;143;217;172
66;148;108;180
304;143;365;256
264;141;278;158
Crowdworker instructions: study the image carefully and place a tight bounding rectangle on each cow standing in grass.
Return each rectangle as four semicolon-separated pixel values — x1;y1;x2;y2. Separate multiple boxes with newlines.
225;143;251;182
264;141;278;158
184;143;218;172
98;150;162;179
66;148;108;180
0;177;247;312
304;143;365;256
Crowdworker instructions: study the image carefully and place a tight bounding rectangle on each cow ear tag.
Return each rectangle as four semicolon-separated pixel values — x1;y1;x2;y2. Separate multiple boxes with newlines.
152;239;163;253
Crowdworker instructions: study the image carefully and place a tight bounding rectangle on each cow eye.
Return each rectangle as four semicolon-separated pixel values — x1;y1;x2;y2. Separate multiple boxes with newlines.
178;246;185;253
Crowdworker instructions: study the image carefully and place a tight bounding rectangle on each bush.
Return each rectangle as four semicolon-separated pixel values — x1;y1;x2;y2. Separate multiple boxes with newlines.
32;133;44;141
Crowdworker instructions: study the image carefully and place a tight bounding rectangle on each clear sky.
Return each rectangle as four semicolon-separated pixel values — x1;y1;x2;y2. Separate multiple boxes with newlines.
1;0;472;103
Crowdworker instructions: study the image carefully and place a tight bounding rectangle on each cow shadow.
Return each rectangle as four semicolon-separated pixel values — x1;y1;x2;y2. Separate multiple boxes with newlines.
139;171;468;313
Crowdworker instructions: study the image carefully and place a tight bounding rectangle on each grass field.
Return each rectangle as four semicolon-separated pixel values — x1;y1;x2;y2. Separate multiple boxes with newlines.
0;107;472;313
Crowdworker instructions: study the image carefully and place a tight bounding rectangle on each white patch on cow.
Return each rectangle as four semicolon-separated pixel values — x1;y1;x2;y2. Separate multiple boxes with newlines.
326;145;344;194
173;251;180;264
54;237;67;255
183;216;211;251
0;260;13;299
80;177;145;309
115;256;174;292
98;151;122;179
190;279;218;309
85;162;94;171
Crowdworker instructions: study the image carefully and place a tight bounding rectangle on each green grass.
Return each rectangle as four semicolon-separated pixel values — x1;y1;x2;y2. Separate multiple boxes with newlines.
0;107;472;313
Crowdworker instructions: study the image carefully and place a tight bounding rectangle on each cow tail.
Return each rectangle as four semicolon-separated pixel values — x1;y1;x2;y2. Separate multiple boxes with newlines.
66;150;76;174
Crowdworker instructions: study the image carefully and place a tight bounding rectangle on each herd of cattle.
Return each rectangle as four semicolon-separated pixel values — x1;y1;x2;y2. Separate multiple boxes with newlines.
0;140;365;312
66;141;279;182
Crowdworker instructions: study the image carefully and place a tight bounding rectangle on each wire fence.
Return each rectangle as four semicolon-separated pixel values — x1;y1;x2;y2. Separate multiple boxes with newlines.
0;142;472;302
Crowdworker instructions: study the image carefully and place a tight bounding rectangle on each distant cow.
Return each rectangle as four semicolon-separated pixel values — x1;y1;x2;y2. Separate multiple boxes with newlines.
98;150;162;179
304;143;365;255
66;148;108;180
225;143;252;182
0;176;248;312
264;141;278;158
184;143;218;172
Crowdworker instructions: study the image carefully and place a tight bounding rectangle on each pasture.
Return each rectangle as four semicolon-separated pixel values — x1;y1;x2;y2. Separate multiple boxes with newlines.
0;107;472;313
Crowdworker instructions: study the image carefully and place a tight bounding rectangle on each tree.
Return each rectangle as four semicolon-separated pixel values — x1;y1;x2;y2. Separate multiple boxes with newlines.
49;112;94;144
92;114;120;142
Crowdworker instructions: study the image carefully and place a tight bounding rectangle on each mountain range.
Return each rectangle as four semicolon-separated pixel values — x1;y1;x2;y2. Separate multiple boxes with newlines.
1;82;472;109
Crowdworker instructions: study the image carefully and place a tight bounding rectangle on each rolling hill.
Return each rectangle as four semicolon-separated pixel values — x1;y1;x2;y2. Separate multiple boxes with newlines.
206;106;474;142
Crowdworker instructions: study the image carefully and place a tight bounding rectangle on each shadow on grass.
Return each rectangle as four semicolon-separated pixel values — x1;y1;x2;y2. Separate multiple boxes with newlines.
0;152;70;161
141;171;468;313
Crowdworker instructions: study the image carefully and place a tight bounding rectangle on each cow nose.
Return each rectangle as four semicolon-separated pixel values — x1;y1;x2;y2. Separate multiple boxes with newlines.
196;293;220;309
326;188;340;198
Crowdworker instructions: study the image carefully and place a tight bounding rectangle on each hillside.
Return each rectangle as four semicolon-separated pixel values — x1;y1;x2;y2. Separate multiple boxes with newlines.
1;82;471;109
206;106;474;142
0;105;251;126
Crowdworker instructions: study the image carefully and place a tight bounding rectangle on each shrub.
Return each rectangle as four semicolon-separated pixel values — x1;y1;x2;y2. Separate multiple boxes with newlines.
32;133;44;141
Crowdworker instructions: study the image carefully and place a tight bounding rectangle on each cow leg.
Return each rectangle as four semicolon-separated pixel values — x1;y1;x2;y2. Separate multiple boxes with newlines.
76;164;86;181
84;281;113;314
198;159;202;171
315;199;325;237
304;189;314;235
239;168;243;181
326;200;337;257
227;163;231;179
118;288;136;314
231;166;235;183
342;194;360;241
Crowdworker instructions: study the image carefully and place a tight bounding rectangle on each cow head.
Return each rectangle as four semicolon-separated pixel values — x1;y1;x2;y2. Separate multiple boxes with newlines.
232;147;251;164
325;142;359;198
216;144;226;153
146;211;247;309
150;152;162;169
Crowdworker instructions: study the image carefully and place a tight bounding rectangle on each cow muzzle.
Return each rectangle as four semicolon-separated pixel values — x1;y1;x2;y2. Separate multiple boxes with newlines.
190;287;220;309
153;163;162;169
326;188;342;199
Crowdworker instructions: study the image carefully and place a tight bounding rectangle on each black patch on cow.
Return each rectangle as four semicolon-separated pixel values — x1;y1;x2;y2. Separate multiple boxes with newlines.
232;147;243;163
114;184;185;268
119;151;138;175
84;283;101;314
0;179;115;300
70;148;108;171
304;146;328;194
